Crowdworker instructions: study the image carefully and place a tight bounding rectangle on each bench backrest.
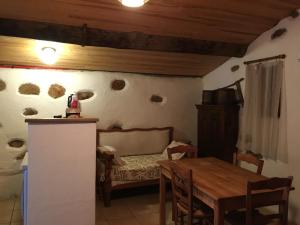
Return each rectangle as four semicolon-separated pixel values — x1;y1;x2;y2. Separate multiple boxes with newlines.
97;127;173;156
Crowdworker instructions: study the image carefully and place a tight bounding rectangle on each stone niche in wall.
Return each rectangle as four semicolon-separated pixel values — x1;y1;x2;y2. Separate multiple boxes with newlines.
0;79;6;91
23;107;38;116
271;28;287;40
111;80;126;91
48;84;66;99
231;65;240;72
108;122;123;130
8;138;25;148
77;90;94;100
290;10;299;19
19;83;40;95
150;95;163;103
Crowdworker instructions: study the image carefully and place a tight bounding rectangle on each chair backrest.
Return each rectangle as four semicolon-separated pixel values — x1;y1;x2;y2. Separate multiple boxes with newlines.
233;151;264;175
170;162;193;225
246;176;293;225
167;145;198;160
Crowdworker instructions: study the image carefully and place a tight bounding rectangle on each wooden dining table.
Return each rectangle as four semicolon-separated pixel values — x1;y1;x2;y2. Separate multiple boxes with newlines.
158;157;267;225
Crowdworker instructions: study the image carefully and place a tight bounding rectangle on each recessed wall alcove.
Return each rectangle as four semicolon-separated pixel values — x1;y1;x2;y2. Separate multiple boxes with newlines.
48;84;66;99
8;138;25;148
23;108;38;116
111;80;126;91
0;79;6;91
77;90;94;100
19;83;40;95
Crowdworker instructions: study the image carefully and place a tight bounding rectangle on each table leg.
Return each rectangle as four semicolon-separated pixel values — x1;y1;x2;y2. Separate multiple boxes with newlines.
159;171;166;225
214;201;224;225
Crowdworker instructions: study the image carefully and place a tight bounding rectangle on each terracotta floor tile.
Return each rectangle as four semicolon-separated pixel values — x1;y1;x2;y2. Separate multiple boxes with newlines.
117;197;139;205
165;201;174;224
107;217;141;225
96;193;175;225
96;207;108;222
14;198;21;210
127;194;160;215
134;212;160;225
130;203;159;215
11;209;22;223
0;208;12;224
5;193;173;225
0;199;14;211
96;218;109;225
101;205;133;220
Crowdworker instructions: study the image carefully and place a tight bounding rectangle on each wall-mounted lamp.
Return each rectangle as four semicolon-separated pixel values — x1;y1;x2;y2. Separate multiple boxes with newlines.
118;0;149;7
39;47;57;65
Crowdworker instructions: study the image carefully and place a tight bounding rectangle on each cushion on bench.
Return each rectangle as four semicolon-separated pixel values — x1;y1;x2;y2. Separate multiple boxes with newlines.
98;129;171;156
111;154;165;182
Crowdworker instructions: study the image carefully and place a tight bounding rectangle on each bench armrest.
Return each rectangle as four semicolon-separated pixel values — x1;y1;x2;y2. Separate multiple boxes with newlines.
96;149;114;206
96;149;114;161
96;149;114;184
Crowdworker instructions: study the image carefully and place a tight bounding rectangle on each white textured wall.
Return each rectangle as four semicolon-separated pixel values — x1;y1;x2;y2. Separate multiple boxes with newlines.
203;11;300;224
0;68;202;164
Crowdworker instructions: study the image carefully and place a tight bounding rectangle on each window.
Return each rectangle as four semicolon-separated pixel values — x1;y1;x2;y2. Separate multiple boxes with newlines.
238;60;287;162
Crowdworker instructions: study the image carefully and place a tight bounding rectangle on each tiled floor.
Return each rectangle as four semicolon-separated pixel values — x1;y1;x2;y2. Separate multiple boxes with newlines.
0;195;283;225
1;195;286;225
0;193;173;225
96;193;174;225
0;197;22;225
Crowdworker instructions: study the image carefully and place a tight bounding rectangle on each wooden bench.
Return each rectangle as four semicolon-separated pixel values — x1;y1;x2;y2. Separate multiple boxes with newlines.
96;127;173;206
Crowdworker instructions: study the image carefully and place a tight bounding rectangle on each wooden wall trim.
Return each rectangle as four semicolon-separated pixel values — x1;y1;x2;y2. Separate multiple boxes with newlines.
0;64;202;78
97;126;173;133
0;18;247;57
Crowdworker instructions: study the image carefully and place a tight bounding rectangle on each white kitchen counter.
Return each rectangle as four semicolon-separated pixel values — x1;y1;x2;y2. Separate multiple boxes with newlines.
23;118;98;225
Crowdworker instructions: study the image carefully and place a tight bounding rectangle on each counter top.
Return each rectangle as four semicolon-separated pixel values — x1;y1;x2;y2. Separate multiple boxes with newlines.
25;118;99;124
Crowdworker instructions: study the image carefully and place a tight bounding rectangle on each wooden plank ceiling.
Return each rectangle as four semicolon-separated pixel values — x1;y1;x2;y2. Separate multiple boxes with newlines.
0;36;229;76
0;0;299;76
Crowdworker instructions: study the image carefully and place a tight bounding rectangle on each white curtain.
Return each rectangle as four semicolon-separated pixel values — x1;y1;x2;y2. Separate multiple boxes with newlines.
238;60;288;162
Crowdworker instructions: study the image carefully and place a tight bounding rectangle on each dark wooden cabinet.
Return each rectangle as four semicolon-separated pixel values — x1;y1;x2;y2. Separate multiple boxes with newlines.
196;104;239;162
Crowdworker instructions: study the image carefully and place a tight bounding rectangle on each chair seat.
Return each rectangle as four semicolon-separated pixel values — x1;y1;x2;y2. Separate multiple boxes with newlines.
226;210;280;225
177;203;213;225
177;203;206;217
176;197;213;218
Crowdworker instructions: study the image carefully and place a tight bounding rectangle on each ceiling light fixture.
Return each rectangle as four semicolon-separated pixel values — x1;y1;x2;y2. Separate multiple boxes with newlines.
39;47;57;65
119;0;149;7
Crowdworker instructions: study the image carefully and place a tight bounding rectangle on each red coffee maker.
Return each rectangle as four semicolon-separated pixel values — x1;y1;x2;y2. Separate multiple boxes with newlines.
66;94;81;118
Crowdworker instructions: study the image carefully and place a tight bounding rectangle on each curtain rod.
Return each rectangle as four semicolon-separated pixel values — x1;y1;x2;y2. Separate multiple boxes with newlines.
244;54;286;65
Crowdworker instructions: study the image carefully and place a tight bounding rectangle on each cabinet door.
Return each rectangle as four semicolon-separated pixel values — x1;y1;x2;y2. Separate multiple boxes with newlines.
222;106;239;162
224;107;239;145
197;107;224;157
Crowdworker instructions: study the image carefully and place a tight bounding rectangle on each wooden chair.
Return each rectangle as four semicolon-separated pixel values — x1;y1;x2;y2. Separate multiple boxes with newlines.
226;176;294;225
170;162;212;225
167;145;198;160
233;151;264;175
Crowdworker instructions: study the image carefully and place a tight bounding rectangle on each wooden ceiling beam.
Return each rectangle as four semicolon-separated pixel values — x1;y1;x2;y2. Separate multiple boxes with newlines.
0;18;248;57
